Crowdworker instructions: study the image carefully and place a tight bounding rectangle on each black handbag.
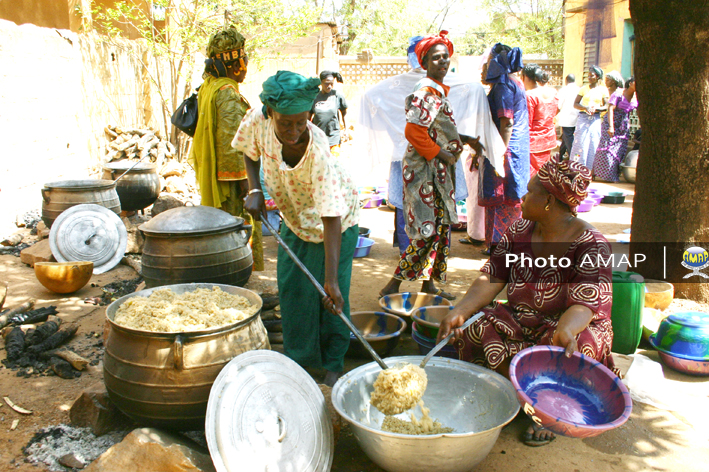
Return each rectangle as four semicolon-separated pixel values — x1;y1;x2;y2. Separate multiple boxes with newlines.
171;91;199;136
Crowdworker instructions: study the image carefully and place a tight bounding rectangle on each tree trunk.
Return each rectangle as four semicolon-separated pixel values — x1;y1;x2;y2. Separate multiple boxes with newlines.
629;0;709;302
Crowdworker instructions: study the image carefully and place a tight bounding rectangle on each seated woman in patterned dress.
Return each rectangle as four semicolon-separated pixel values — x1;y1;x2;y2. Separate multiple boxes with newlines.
437;159;615;447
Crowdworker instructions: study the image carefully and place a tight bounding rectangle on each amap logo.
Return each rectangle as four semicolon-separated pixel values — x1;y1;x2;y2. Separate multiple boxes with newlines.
682;246;709;279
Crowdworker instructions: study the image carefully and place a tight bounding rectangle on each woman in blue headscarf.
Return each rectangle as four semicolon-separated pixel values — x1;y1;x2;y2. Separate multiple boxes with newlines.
479;43;530;255
233;71;360;387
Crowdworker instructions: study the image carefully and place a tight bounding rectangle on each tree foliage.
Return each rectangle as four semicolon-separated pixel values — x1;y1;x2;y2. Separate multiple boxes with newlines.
459;0;564;57
90;0;318;141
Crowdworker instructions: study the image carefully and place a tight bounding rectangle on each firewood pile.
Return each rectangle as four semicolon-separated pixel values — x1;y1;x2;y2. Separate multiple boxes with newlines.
102;125;199;202
103;125;176;167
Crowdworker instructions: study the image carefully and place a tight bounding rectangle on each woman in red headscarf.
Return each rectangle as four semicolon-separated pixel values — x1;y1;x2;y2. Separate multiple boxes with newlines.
379;31;482;300
437;159;616;447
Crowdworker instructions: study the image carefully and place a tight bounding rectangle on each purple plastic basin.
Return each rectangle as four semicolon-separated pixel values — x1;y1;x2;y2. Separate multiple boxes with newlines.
509;345;632;438
577;200;595;213
353;237;375;258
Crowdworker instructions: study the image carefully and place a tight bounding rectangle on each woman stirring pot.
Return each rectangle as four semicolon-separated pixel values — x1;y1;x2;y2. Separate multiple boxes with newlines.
233;71;360;387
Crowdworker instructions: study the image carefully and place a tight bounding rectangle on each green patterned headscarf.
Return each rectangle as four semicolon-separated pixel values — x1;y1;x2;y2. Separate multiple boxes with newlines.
259;71;321;116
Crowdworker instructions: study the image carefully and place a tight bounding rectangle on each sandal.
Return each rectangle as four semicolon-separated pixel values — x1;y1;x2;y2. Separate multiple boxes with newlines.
459;236;484;246
522;423;556;447
434;288;456;301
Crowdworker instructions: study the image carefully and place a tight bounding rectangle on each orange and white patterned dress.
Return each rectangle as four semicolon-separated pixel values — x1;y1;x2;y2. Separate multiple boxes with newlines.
455;219;617;374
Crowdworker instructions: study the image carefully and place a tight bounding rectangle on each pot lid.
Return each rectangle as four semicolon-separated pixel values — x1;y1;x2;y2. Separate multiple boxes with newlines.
668;311;709;329
205;350;333;472
44;179;116;190
139;206;244;236
49;204;127;274
103;161;157;172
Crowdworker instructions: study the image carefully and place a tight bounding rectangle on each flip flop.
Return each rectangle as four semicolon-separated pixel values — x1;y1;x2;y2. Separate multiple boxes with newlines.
434;288;456;301
459;236;484;246
522;423;556;447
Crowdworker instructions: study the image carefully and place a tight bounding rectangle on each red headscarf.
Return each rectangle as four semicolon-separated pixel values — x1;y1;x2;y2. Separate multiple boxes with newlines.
537;159;591;216
415;30;454;70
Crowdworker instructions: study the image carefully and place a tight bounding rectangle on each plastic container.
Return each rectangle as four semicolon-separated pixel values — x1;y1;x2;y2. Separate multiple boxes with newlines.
602;192;626;204
610;271;646;354
353;237;375;258
260;210;281;236
577;200;594;213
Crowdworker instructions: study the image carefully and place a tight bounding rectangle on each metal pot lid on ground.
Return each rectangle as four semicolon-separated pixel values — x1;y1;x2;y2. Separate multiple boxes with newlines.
205;350;333;472
49;204;127;274
140;206;245;236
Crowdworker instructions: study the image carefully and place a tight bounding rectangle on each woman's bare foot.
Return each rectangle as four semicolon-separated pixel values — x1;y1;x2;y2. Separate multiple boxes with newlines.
522;422;556;447
379;278;402;298
420;280;456;301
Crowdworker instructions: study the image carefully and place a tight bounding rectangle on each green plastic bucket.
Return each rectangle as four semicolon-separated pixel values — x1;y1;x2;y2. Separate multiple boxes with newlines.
610;271;646;354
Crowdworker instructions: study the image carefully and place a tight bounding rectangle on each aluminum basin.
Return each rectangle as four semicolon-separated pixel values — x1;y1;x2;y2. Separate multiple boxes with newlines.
332;356;519;472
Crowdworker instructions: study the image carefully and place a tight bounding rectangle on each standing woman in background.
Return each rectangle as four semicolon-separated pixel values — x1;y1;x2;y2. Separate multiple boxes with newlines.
379;31;483;300
522;64;558;176
479;43;530;256
593;74;637;182
311;71;348;157
189;26;263;271
568;66;608;170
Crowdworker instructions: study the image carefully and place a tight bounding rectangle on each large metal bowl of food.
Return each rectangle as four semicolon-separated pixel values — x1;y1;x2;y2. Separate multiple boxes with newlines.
332;356;519;472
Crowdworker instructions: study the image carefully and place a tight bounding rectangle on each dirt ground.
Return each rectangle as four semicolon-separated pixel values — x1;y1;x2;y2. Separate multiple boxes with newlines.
1;180;709;471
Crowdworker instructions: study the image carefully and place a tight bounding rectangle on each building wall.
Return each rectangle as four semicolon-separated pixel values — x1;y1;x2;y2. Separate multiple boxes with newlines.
0;0;72;30
563;0;631;82
0;20;170;232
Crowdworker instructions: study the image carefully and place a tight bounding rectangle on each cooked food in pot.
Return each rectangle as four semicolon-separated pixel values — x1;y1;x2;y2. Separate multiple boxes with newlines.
114;286;257;332
370;363;428;416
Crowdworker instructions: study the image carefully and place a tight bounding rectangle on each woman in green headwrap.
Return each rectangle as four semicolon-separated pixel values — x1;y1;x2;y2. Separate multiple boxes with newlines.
232;71;360;387
189;26;263;271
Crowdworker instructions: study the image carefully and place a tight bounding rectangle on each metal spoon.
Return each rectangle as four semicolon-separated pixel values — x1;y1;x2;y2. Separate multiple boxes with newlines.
419;311;484;368
260;214;389;371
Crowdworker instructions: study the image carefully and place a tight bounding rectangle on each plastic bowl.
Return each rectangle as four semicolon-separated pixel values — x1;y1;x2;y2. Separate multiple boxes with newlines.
644;280;674;310
354;237;375;258
378;292;452;318
650;311;709;361
411;305;455;339
653;349;709;376
509;345;632;438
34;261;94;294
347;311;406;358
359;226;371;238
361;195;384;208
602;192;626;204
587;194;603;206
577;200;595;213
411;327;458;359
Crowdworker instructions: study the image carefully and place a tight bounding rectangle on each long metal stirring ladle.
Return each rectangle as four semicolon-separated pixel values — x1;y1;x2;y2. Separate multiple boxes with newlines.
260;214;389;371
418;311;484;368
113;154;151;184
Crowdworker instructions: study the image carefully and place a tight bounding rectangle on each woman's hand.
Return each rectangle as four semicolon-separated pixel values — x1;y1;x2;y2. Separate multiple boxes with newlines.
243;192;266;221
552;328;578;358
608;127;615;137
437;149;457;166
586;105;596;115
323;280;344;315
436;309;469;344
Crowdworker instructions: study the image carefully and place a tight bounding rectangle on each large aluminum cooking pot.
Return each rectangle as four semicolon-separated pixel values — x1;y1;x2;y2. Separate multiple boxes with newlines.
332;356;519;472
139;206;253;288
102;161;160;212
103;283;269;430
41;179;121;228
